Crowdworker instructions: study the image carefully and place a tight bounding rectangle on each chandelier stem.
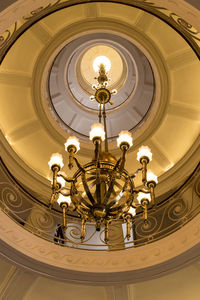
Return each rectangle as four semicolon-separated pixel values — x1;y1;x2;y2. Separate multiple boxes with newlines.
81;218;86;241
119;146;127;172
49;192;56;209
68;148;75;169
94;139;101;161
98;104;102;123
144;203;148;220
49;165;60;208
102;102;108;152
126;215;131;240
52;166;59;189
141;158;148;183
105;220;109;243
62;204;67;228
150;185;155;205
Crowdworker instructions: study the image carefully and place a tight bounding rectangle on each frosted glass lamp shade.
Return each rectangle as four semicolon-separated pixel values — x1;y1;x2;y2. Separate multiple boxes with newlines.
128;207;136;216
89;123;105;141
147;171;158;184
137;192;151;204
117;131;133;148
48;153;64;169
137;146;152;162
65;136;80;153
57;176;65;188
57;194;71;206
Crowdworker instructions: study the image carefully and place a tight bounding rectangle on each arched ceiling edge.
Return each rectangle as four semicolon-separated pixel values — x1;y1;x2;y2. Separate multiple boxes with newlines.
0;0;200;64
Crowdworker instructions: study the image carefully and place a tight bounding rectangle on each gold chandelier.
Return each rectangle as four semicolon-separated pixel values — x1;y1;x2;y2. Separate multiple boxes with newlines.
48;57;158;243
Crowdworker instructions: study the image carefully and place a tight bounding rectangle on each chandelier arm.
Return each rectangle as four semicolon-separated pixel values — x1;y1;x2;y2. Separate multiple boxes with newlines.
109;204;124;212
81;217;86;241
95;168;102;205
134;188;151;194
79;196;93;209
73;157;85;173
71;183;93;209
104;219;110;243
126;215;131;240
102;159;121;205
107;178;130;210
94;140;101;162
57;173;74;183
130;168;143;179
81;172;96;205
149;185;155;205
62;204;67;228
59;189;70;197
141;158;149;184
49;191;57;209
119;147;127;173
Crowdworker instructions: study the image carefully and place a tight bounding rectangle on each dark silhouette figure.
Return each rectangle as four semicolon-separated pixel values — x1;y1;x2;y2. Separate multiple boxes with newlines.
54;224;65;245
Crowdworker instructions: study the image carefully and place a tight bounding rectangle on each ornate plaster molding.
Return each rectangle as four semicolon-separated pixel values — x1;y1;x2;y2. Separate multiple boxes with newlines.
0;194;200;284
0;0;200;63
0;156;200;283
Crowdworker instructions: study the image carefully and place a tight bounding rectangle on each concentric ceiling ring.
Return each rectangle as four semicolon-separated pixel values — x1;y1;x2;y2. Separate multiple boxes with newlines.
48;32;155;139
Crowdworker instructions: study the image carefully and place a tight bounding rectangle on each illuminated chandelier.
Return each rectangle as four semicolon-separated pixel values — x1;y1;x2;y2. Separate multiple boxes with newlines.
48;56;158;243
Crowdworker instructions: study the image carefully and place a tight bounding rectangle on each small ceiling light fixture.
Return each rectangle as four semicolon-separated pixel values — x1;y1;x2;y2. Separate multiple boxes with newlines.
93;55;111;73
48;58;158;244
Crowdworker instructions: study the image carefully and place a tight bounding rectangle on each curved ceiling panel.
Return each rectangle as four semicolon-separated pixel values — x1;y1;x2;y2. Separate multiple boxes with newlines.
0;1;199;275
0;2;199;191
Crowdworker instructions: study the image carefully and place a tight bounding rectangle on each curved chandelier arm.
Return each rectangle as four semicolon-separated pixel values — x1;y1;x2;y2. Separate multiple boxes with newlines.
73;157;85;173
103;158;121;205
118;154;125;174
81;172;95;205
126;214;131;240
107;177;130;210
57;173;74;183
49;192;57;209
130;167;143;179
70;182;93;209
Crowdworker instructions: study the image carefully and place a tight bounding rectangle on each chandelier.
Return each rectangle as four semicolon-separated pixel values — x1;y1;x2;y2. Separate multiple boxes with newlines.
48;56;158;243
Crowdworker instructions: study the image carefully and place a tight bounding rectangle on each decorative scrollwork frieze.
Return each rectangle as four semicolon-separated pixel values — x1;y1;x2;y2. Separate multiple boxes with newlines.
0;0;200;64
0;158;199;251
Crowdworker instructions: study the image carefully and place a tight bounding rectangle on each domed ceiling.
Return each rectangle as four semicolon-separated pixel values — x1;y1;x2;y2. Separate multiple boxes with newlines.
0;0;199;285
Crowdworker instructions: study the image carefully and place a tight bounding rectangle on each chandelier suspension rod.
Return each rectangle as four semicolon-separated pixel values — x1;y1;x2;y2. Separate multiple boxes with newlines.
102;102;108;152
98;103;102;123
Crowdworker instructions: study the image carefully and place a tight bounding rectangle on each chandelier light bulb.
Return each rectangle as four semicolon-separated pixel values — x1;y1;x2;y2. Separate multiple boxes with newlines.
111;89;117;95
128;206;136;216
57;194;71;206
90;95;95;101
65;136;80;153
137;192;151;204
117;130;133;148
137;146;152;162
147;171;158;184
48;153;64;169
92;84;97;90
89;123;105;141
93;56;111;73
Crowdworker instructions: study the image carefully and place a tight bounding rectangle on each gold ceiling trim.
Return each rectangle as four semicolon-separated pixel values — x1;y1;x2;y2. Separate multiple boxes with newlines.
0;0;200;64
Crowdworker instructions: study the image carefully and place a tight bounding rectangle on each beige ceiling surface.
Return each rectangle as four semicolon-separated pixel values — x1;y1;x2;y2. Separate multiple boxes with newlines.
0;2;199;197
1;255;200;300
